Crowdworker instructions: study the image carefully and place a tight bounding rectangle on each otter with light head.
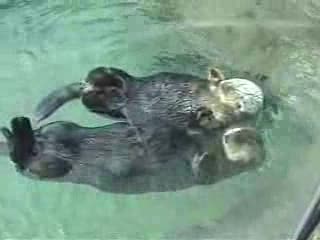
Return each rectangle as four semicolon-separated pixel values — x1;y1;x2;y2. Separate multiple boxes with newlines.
195;68;264;129
1;116;265;193
34;67;265;132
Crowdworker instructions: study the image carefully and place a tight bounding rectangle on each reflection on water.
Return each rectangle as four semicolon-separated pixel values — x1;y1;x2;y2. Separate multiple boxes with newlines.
0;0;320;239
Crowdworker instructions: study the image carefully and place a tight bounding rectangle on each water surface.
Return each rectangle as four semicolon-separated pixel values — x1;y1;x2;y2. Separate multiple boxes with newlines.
1;0;320;239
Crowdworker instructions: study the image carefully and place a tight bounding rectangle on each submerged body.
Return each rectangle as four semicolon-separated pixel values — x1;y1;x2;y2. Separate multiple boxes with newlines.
1;117;265;194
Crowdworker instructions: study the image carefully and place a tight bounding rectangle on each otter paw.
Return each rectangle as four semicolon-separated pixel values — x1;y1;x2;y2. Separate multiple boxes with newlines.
208;68;225;84
191;152;209;180
195;107;221;129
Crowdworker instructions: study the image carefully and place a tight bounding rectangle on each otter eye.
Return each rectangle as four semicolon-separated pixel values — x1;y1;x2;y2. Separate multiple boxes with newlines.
236;103;244;111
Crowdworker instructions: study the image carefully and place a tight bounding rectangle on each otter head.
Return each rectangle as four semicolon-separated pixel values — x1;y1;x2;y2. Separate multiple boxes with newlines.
1;117;73;179
81;67;128;118
196;68;264;129
222;126;265;165
214;78;263;119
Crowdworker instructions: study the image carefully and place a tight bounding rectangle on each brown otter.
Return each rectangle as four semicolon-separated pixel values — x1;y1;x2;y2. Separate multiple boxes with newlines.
1;116;265;193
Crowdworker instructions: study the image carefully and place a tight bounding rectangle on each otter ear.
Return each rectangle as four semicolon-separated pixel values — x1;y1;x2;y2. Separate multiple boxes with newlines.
208;68;225;85
34;82;83;122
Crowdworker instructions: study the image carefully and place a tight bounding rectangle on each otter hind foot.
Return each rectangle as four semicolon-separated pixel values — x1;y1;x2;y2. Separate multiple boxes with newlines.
34;82;83;122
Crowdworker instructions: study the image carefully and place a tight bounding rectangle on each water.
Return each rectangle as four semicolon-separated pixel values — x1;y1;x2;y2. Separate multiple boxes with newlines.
1;0;320;239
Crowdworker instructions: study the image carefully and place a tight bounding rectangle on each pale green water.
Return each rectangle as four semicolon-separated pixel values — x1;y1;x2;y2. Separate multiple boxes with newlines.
1;0;320;239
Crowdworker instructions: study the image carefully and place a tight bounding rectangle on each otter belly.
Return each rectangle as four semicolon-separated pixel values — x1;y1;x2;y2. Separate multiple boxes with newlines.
25;120;199;194
55;155;194;194
125;73;206;130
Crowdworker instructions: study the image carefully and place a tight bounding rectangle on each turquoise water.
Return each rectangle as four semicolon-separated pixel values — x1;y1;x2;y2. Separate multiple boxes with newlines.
1;0;320;239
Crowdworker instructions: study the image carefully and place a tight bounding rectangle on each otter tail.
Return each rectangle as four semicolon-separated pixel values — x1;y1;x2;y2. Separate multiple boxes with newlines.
34;82;83;123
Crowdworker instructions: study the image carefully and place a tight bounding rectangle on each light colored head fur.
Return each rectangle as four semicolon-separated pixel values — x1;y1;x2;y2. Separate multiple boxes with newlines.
222;126;265;164
197;68;264;129
217;78;263;115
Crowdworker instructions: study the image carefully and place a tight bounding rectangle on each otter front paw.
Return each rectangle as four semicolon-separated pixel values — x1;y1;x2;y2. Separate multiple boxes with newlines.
191;152;209;182
195;107;222;129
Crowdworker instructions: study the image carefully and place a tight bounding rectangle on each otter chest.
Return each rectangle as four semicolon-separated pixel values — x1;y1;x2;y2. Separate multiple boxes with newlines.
126;79;206;129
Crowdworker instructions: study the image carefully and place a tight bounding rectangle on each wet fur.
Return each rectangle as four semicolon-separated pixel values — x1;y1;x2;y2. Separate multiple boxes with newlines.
2;118;199;193
1;117;265;194
34;67;271;129
33;68;271;163
27;67;269;192
188;123;265;185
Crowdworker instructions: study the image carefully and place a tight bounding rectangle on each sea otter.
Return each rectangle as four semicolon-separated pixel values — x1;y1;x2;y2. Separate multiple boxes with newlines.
34;67;266;132
1;116;265;193
29;67;269;192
